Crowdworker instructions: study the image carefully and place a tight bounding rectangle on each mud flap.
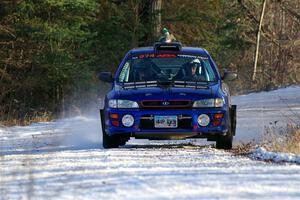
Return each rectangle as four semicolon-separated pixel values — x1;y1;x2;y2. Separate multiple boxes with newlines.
230;105;237;136
100;109;105;133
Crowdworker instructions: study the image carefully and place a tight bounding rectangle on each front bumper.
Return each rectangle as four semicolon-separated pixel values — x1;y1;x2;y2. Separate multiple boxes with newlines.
104;108;230;139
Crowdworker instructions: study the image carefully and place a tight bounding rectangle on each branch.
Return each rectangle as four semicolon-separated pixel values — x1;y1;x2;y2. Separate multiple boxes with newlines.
281;2;300;24
0;25;16;38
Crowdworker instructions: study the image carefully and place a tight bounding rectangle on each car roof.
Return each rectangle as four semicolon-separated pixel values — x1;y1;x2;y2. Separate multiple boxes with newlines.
129;46;209;57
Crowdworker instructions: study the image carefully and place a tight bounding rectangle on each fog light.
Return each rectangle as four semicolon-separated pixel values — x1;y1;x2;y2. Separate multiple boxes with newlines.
122;114;134;127
212;120;222;126
197;114;210;127
112;121;119;127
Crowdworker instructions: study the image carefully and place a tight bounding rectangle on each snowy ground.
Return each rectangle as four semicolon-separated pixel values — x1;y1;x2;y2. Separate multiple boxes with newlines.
233;86;300;144
1;86;300;200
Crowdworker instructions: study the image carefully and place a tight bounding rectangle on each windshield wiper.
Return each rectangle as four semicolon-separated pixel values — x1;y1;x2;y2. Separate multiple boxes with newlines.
173;81;209;89
120;81;158;89
120;80;210;90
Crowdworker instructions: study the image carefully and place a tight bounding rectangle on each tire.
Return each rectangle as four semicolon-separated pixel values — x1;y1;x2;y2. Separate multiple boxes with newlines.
103;131;119;149
100;109;129;149
216;134;233;150
216;109;233;150
103;133;129;148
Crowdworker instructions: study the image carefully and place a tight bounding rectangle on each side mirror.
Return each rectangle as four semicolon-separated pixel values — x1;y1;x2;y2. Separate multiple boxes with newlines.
99;72;114;83
222;71;237;81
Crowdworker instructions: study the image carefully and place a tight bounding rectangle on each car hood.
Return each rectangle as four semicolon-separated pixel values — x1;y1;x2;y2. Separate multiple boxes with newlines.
109;83;220;101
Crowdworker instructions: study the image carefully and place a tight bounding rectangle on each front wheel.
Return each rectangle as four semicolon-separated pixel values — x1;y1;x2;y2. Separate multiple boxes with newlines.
102;131;121;149
216;133;233;150
216;107;235;150
100;109;129;149
103;131;129;149
100;109;118;148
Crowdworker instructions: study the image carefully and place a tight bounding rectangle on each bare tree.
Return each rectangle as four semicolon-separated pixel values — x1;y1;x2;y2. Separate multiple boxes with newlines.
252;0;267;81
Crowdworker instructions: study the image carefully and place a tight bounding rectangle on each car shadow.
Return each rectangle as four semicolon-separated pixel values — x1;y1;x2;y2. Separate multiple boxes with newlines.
122;142;212;149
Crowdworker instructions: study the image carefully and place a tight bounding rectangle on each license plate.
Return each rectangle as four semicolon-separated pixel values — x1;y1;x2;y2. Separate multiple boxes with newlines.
154;116;178;128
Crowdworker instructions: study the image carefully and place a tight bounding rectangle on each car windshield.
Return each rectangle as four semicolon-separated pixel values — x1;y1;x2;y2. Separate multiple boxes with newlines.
118;54;217;83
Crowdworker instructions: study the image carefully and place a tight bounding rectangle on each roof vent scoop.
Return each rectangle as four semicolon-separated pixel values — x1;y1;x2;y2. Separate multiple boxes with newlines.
154;42;182;51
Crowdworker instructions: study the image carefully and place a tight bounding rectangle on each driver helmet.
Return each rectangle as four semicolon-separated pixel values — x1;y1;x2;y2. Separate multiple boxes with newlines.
189;58;201;68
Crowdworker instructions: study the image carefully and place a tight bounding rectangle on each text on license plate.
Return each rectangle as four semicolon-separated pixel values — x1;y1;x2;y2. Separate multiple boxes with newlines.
154;116;178;128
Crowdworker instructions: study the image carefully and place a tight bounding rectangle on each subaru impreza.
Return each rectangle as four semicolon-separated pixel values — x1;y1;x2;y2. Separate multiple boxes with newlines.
99;42;237;149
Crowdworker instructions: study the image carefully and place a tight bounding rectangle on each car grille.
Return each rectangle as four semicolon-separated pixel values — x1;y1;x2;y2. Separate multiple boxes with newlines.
139;115;193;129
140;100;192;109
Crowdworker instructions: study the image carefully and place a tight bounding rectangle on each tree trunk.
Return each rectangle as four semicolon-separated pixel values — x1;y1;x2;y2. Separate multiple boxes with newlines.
151;0;162;40
252;0;267;81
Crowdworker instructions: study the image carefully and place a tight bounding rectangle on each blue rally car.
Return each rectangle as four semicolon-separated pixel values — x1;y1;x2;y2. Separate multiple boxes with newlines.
99;42;237;149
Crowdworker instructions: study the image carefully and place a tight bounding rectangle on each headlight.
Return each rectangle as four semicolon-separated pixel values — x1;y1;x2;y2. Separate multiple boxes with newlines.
109;99;139;108
193;98;224;108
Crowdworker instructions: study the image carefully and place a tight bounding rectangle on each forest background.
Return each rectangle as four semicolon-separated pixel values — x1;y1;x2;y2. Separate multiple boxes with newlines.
0;0;299;124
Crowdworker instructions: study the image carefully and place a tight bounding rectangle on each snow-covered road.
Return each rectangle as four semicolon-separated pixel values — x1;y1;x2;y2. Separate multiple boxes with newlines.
1;86;300;200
